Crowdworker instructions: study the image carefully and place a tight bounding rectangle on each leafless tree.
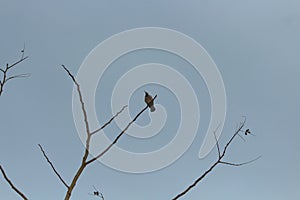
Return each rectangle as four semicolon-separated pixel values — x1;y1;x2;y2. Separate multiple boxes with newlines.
1;61;258;200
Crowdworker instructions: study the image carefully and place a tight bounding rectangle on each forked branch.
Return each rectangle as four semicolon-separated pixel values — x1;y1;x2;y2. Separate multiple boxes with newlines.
60;65;156;200
0;46;29;96
90;105;128;136
172;118;261;200
86;95;157;165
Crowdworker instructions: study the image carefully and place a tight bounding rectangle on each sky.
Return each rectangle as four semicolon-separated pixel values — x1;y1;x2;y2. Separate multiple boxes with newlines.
0;0;300;200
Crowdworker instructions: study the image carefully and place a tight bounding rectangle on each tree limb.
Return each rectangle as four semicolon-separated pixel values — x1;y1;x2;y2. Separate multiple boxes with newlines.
61;65;153;199
7;56;28;70
38;144;69;189
172;118;260;200
0;165;29;200
61;64;91;200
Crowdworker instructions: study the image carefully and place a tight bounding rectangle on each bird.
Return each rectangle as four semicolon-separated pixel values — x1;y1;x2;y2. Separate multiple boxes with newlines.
89;185;104;200
245;129;251;135
144;91;155;112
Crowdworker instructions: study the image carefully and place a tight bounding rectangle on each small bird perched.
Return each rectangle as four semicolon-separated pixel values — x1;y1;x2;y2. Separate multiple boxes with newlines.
245;129;251;135
144;91;156;112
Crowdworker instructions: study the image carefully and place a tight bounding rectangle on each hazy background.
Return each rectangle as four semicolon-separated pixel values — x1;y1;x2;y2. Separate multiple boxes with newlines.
1;0;299;199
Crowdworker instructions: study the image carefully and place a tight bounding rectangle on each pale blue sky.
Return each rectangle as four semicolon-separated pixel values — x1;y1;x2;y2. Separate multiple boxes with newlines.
1;0;299;200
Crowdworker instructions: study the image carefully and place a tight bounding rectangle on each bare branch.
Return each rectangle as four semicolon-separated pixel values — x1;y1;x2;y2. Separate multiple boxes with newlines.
86;95;157;165
172;117;259;200
61;65;131;200
61;65;92;200
237;133;246;142
61;65;156;199
213;124;221;158
61;65;90;137
91;105;128;136
0;48;28;96
172;161;219;200
214;133;221;158
6;73;31;82
7;56;28;70
219;156;262;167
220;117;246;158
0;165;29;200
38;144;69;189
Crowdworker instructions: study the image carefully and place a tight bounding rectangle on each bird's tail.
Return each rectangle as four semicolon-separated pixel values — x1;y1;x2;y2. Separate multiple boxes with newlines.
150;105;155;112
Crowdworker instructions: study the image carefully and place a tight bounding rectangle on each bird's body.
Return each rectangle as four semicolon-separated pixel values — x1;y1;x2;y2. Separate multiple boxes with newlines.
245;129;251;135
144;91;156;112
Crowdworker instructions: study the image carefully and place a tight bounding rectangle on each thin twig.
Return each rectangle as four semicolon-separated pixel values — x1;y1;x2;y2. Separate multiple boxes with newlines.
100;193;105;200
61;65;90;137
5;73;31;82
7;56;28;70
62;64;92;199
237;133;246;142
213;132;221;158
61;65;91;200
220;118;246;158
219;156;262;166
213;124;221;158
90;105;128;136
0;165;29;200
38;144;69;189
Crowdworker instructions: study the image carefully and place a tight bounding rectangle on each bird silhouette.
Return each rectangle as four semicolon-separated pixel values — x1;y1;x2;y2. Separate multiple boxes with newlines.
245;129;251;135
144;91;156;112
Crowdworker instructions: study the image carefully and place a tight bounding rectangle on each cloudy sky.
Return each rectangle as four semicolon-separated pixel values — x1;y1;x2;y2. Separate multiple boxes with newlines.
0;1;299;200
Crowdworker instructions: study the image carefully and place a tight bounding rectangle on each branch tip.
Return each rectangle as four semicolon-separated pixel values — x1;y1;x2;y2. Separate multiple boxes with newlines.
0;165;29;200
38;144;69;189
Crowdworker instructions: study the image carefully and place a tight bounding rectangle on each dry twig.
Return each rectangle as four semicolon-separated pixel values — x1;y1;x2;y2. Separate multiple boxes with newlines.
38;144;69;189
0;46;29;96
0;165;28;200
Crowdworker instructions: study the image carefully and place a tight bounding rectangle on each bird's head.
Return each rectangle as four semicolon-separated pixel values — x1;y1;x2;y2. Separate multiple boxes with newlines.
144;90;149;96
